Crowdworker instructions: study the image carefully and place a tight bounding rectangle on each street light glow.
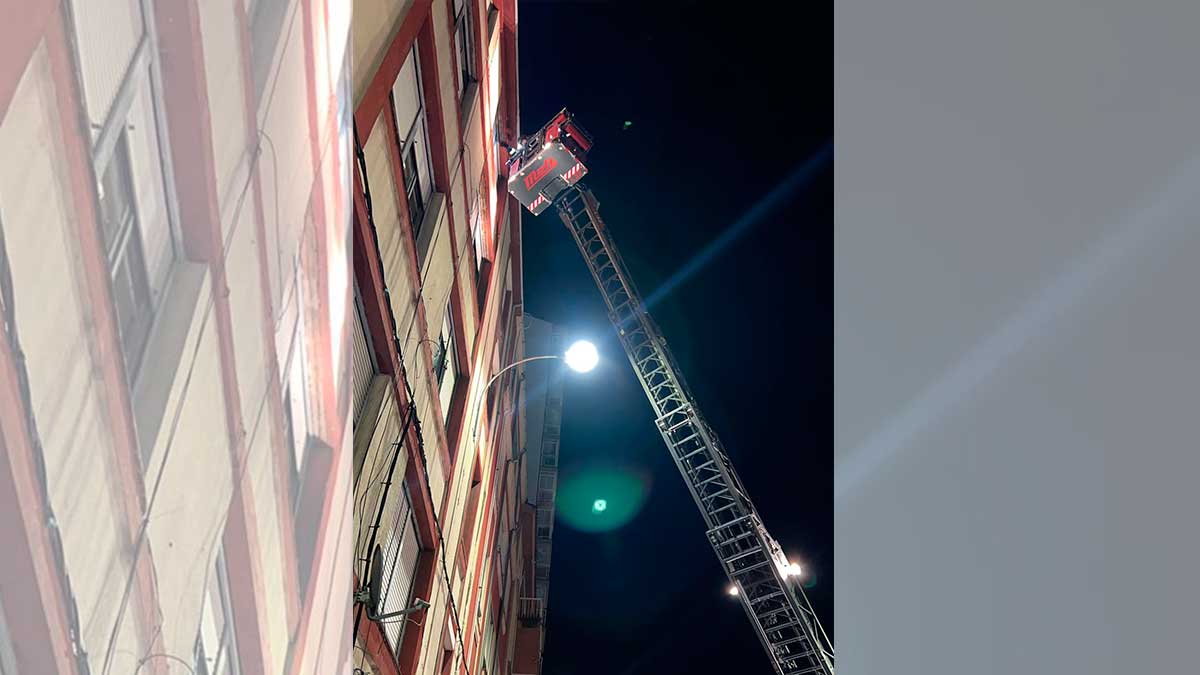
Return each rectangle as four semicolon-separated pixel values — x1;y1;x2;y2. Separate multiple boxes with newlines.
728;585;740;597
592;499;607;513
564;340;599;373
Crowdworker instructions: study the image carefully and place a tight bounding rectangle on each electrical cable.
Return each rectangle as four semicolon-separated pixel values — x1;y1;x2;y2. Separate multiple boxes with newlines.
352;123;475;675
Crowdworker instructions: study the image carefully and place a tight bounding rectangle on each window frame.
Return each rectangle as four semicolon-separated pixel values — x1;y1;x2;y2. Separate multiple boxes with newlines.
434;308;460;429
379;483;421;655
194;548;241;675
391;46;437;241
97;131;155;380
351;281;378;424
452;0;477;100
249;0;293;105
76;0;182;387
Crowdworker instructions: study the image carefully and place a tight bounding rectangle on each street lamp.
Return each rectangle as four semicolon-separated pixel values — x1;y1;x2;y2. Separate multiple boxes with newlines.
563;340;599;373
471;339;600;442
481;339;600;392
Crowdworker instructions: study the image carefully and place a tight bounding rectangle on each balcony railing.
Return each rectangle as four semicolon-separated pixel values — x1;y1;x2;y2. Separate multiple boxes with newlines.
518;596;544;627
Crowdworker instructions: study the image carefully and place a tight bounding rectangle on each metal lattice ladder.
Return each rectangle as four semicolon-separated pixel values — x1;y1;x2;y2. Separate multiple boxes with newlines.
555;186;835;675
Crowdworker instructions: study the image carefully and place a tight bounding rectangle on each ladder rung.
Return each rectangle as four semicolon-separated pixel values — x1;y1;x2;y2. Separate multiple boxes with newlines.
708;502;741;517
662;417;692;434
713;530;757;549
772;635;809;649
678;445;708;461
670;432;700;448
722;547;764;566
702;486;731;501
757;605;795;623
733;558;773;574
707;514;752;535
749;590;784;605
766;620;801;635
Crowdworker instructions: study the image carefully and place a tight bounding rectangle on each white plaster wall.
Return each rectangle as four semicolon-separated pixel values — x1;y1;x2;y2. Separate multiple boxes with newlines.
142;306;233;662
0;45;142;672
198;0;251;229
259;3;319;314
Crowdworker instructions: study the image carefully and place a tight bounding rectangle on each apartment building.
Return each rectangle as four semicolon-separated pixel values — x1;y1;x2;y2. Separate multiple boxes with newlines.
348;0;540;674
0;1;353;673
510;315;565;675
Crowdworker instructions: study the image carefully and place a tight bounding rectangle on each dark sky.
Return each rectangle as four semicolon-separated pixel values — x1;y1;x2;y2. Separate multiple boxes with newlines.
515;2;831;673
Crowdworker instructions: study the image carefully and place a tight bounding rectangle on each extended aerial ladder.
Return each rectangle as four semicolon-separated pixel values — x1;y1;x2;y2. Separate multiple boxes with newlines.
506;110;834;675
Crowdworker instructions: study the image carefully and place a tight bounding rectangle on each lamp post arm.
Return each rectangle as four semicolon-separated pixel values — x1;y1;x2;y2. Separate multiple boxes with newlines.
470;354;561;445
483;354;560;393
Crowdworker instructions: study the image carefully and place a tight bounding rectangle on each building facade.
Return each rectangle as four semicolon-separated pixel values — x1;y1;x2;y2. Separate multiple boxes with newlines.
511;316;565;674
348;1;544;675
0;1;353;673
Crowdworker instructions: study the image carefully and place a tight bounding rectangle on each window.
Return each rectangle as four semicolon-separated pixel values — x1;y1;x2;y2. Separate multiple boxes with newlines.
71;3;177;386
378;486;421;655
452;0;476;100
456;459;483;576
98;131;154;380
392;47;436;239
250;0;291;102
194;550;240;675
351;284;377;424
283;297;312;508
433;308;459;426
471;191;486;273
472;201;490;312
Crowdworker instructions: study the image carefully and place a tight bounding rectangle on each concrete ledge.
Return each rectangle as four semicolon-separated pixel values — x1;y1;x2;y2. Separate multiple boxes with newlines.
132;259;210;470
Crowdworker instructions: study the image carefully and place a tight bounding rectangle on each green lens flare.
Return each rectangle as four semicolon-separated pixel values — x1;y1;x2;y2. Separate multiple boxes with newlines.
557;463;649;532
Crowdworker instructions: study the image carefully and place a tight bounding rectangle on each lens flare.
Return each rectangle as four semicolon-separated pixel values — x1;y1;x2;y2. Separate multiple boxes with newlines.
556;463;649;533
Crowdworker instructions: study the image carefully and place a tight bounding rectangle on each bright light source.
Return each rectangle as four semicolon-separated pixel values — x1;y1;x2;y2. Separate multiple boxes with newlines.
728;585;740;597
776;558;804;579
592;499;607;513
563;340;599;373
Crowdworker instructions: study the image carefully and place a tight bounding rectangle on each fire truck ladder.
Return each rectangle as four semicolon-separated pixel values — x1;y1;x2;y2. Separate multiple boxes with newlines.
554;185;834;675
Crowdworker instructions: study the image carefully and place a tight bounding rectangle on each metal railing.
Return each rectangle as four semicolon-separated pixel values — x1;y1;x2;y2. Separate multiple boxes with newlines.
517;596;544;627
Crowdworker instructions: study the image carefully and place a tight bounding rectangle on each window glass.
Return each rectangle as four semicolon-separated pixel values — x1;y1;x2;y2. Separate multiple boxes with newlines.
97;132;154;380
453;0;475;98
436;310;458;423
392;48;436;234
195;550;240;674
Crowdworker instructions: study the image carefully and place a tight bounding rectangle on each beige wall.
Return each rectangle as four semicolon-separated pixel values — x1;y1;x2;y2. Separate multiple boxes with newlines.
352;0;416;105
353;0;525;672
0;44;145;672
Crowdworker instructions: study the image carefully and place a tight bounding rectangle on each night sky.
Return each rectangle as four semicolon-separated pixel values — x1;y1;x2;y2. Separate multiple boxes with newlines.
516;2;831;673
